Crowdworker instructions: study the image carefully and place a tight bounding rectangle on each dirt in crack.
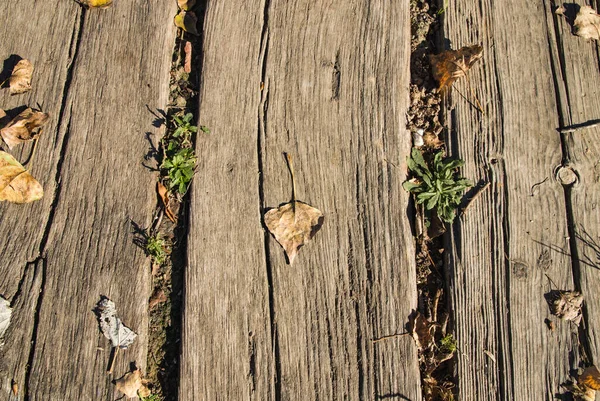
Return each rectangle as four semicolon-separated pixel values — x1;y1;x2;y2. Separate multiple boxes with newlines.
407;1;458;400
140;2;207;400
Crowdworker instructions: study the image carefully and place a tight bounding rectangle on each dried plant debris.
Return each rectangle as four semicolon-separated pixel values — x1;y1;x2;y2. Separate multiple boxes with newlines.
8;59;33;95
429;45;483;93
177;0;196;11
546;290;583;325
0;151;43;203
264;153;324;264
0;296;12;348
174;10;200;36
78;0;113;8
564;365;600;401
556;5;600;41
410;311;434;351
95;297;137;349
114;365;151;399
157;181;176;223
0;108;49;149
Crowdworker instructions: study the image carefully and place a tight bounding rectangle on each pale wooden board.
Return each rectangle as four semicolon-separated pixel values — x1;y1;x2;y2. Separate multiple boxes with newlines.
182;1;421;400
179;2;275;400
547;1;600;361
0;1;176;399
442;0;576;399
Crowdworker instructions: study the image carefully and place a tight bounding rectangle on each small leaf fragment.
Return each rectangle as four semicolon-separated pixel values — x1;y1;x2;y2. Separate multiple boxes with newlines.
79;0;113;8
0;296;12;348
580;366;600;390
157;181;176;222
429;45;483;92
9;59;33;95
265;201;323;264
114;366;150;399
174;10;199;36
177;0;196;11
0;151;43;203
546;290;584;325
11;380;17;396
557;5;600;41
409;311;434;351
94;297;137;349
0;108;49;149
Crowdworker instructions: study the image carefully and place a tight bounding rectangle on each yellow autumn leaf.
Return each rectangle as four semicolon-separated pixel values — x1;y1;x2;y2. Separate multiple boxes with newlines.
79;0;113;9
0;151;43;203
174;10;199;36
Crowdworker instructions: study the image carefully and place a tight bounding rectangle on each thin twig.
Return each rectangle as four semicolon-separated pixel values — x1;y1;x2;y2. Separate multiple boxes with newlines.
558;119;600;134
372;332;410;343
284;153;297;221
107;346;118;374
22;135;40;168
460;182;490;216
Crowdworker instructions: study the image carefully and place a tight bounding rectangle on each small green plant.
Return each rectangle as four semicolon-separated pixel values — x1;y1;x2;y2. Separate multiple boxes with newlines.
439;334;457;354
146;234;169;266
403;148;472;223
172;112;197;140
162;147;197;195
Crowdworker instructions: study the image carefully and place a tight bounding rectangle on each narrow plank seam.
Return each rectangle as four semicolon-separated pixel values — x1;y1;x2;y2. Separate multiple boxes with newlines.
257;1;281;398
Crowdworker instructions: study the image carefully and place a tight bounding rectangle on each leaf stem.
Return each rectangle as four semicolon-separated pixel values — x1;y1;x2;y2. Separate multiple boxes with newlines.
284;152;296;203
107;346;118;374
22;135;40;169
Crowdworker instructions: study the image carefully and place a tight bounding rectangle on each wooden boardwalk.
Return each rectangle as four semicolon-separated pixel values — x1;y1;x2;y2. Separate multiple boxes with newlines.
180;1;422;400
0;1;176;399
0;0;598;400
442;0;600;399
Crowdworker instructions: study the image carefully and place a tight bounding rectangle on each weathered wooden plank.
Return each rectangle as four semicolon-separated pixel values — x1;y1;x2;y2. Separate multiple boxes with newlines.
0;1;83;396
180;2;275;400
183;1;421;400
547;1;600;361
442;0;575;399
260;1;421;400
0;1;177;399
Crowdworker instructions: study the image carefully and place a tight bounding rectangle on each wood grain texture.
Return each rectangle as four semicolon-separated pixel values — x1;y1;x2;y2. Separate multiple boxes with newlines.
441;0;576;399
0;1;177;399
547;1;600;361
180;2;274;400
183;1;421;400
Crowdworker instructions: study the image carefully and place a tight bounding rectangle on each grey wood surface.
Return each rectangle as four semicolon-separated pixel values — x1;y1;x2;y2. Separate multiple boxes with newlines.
182;1;421;400
0;1;177;399
547;1;600;362
441;0;580;399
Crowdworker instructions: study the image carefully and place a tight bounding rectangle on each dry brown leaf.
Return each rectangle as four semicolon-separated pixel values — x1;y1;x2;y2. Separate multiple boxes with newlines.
79;0;113;8
429;45;483;92
0;108;49;149
580;366;600;390
409;311;434;351
546;290;583;325
264;153;324;264
557;5;600;41
184;41;193;73
0;151;43;203
148;288;167;310
9;59;33;95
174;10;199;36
11;380;17;396
114;367;150;399
157;181;176;222
177;0;196;11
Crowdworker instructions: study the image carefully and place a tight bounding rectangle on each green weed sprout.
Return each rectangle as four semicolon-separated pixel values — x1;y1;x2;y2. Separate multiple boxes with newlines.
403;148;472;223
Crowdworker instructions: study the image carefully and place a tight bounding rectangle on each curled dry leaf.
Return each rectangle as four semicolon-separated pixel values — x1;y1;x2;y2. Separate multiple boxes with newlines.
79;0;113;8
0;151;43;203
557;5;600;41
148;288;167;310
564;366;600;401
157;181;176;222
264;153;324;264
409;311;434;351
114;366;150;399
0;108;49;149
429;45;483;92
0;296;12;348
9;59;33;95
177;0;196;11
174;10;200;36
546;290;583;325
94;297;137;349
